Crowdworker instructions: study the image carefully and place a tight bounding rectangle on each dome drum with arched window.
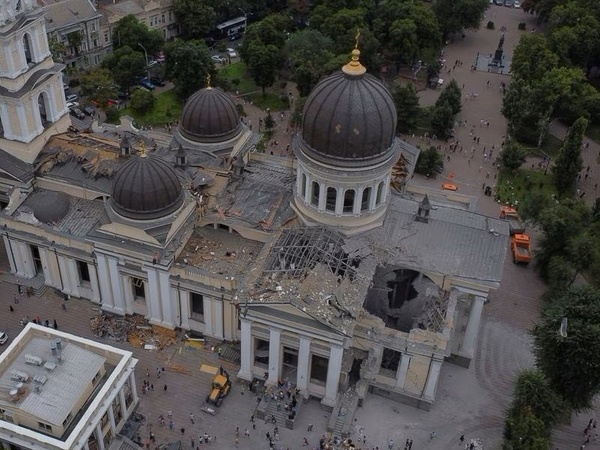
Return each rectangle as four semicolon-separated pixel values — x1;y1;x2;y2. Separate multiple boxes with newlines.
292;44;401;235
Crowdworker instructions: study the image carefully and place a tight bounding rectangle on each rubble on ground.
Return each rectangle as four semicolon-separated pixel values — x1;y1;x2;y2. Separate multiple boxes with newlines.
90;314;177;350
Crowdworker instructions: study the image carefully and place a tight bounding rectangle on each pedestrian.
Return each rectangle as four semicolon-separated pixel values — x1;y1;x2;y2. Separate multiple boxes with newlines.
190;413;194;424
388;438;394;449
168;410;172;418
181;427;185;435
53;319;58;329
245;429;250;437
235;437;239;447
13;293;19;304
164;384;167;392
405;438;410;449
235;426;239;437
61;301;67;310
303;437;309;446
307;423;313;432
156;368;161;378
460;435;465;444
10;305;14;312
169;420;174;430
430;431;437;440
409;439;413;449
146;369;150;378
191;438;194;449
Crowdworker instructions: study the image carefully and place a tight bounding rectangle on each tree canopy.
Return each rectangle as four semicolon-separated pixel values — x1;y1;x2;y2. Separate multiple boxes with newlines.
533;286;600;411
552;116;587;196
101;46;146;90
173;0;217;40
79;69;118;106
499;141;528;172
433;0;489;38
112;15;163;56
391;81;420;132
163;39;216;100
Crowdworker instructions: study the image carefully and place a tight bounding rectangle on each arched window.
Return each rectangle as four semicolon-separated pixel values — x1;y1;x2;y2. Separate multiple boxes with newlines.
343;189;355;214
300;173;307;198
376;182;385;206
37;92;50;126
311;181;320;207
23;33;34;65
326;187;337;212
361;187;372;212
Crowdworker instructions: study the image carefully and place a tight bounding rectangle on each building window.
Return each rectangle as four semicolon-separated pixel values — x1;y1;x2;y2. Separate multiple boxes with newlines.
30;245;42;273
132;277;145;299
310;354;328;384
300;173;307;198
62;413;73;428
343;189;355;214
379;348;402;378
23;33;34;64
92;371;100;385
93;39;98;48
361;187;372;211
254;338;269;367
168;11;172;21
101;412;109;428
191;292;204;320
325;187;337;212
77;260;91;283
311;181;320;207
38;422;52;432
91;22;96;32
104;32;109;43
376;182;385;206
161;13;165;23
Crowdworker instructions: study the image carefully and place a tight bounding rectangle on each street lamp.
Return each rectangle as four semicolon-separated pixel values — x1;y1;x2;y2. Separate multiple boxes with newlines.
239;7;248;31
138;43;149;78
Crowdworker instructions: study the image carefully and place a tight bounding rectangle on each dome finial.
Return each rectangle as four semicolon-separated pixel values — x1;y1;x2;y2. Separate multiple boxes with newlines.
206;73;212;90
342;28;366;76
139;141;148;158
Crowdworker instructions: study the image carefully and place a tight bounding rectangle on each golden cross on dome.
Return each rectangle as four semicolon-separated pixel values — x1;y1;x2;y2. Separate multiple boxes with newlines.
343;28;366;75
354;29;361;49
206;73;212;89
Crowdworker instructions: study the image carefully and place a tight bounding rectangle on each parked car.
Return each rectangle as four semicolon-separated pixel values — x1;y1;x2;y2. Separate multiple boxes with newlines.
147;60;158;68
150;77;166;87
118;92;131;100
226;48;238;58
63;82;69;91
504;0;514;6
66;101;79;109
513;0;521;6
229;32;243;41
69;108;85;119
66;93;78;103
211;55;226;63
0;331;7;345
139;77;155;90
107;99;120;107
83;105;95;116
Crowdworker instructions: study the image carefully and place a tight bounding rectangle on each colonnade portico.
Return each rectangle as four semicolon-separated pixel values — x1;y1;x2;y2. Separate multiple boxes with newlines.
238;316;344;404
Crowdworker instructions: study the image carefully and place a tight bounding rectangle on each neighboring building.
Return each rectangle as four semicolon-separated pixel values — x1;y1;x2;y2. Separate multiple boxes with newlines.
0;323;139;450
0;18;509;422
0;0;70;166
98;0;180;55
42;0;105;70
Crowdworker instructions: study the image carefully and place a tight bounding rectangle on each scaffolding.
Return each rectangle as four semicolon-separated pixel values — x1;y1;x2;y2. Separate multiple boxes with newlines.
264;227;358;280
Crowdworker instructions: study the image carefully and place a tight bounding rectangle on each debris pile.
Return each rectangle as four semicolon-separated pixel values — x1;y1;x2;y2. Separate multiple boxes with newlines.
90;314;176;350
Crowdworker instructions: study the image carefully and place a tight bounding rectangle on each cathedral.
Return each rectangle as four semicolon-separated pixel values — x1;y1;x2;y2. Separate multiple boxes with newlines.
0;1;509;424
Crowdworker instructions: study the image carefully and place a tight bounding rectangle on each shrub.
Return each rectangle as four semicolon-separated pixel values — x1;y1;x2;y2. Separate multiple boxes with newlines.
236;103;246;117
105;107;120;124
231;78;240;86
487;21;495;29
518;22;526;30
130;89;155;112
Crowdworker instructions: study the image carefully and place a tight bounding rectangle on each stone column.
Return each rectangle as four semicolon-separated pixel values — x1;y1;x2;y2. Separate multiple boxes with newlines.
145;268;163;324
423;359;442;401
129;372;139;405
95;423;105;450
317;183;326;211
96;254;114;310
107;257;125;314
179;290;190;330
158;270;174;328
213;299;224;339
238;318;253;381
37;247;52;286
203;296;213;336
267;327;281;385
16;241;35;278
296;336;311;394
119;389;127;419
460;296;486;360
395;354;411;389
107;404;116;434
353;187;362;215
323;344;343;406
88;262;101;303
2;236;16;273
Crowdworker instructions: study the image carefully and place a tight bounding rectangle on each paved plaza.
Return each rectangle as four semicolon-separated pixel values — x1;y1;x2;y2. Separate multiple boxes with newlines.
3;5;600;450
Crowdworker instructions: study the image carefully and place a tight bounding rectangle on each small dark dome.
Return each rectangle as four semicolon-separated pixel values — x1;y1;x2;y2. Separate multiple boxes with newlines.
33;192;70;224
179;87;242;143
112;154;183;220
300;70;397;163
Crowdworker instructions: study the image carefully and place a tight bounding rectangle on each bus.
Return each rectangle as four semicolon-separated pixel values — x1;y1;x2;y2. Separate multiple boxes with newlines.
216;16;247;37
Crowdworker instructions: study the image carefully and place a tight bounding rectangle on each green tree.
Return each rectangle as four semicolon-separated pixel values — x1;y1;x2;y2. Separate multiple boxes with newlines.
567;231;600;283
436;79;462;115
433;0;489;38
79;68;118;106
264;112;275;130
499;141;528;171
49;36;67;62
533;285;600;410
243;14;293;51
510;33;559;82
244;42;281;96
552;116;587;196
507;370;564;430
429;101;454;138
163;39;215;100
102;46;146;91
503;407;551;450
414;146;443;176
173;0;217;40
112;15;163;56
285;30;335;97
130;88;155;112
391;81;420;132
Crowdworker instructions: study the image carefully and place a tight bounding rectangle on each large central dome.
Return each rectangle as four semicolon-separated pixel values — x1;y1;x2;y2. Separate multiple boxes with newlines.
179;87;242;143
112;153;183;220
300;49;397;164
